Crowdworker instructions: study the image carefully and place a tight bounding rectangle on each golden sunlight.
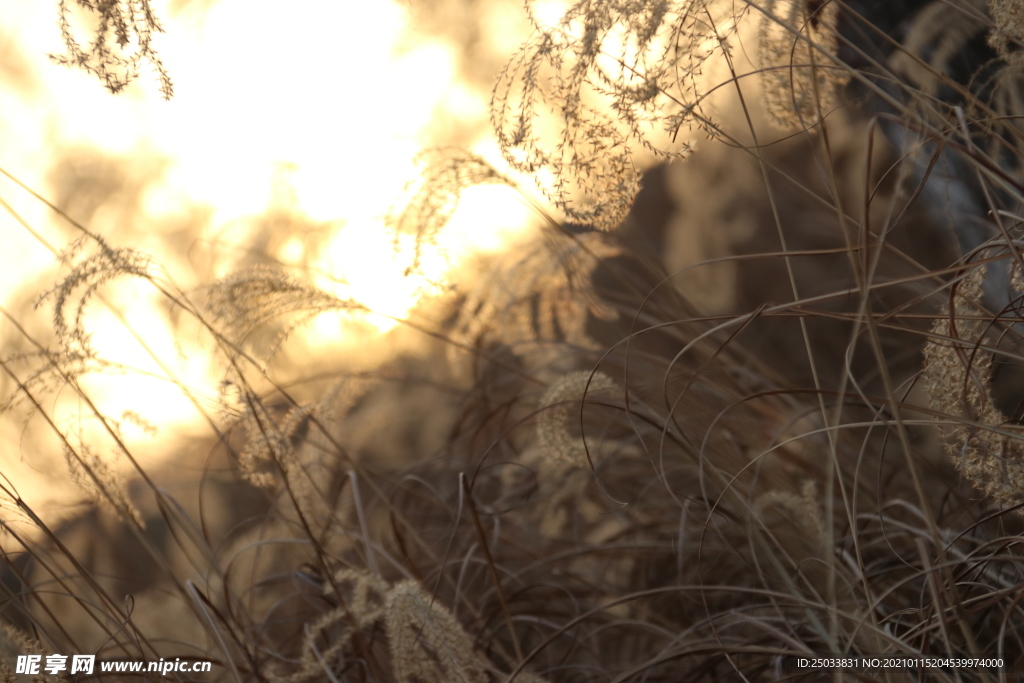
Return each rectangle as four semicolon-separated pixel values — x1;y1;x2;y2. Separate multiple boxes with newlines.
0;0;535;512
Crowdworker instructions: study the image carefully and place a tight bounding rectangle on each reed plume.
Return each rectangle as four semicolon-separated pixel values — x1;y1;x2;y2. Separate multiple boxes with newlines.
922;264;1024;512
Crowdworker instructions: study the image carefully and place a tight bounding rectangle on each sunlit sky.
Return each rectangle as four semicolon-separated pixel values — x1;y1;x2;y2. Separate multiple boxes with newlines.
0;0;544;513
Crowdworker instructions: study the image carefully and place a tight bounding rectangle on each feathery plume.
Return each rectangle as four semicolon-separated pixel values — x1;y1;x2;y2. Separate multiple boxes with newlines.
892;0;987;94
758;0;850;127
236;395;290;489
448;231;619;377
756;479;825;540
536;370;620;469
989;0;1024;65
50;0;173;98
274;571;390;683
328;568;390;628
63;442;143;527
0;624;64;683
922;265;1024;512
491;0;731;229
205;266;360;355
38;243;154;360
386;149;516;277
386;580;487;683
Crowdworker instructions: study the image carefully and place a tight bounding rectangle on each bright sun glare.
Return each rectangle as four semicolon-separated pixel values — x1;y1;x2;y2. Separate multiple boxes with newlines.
0;0;534;511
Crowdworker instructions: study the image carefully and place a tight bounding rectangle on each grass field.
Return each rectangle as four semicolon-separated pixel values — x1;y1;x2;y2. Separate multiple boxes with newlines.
3;0;1024;681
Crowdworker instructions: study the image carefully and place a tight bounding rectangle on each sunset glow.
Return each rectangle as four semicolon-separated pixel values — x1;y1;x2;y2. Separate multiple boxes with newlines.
0;0;534;512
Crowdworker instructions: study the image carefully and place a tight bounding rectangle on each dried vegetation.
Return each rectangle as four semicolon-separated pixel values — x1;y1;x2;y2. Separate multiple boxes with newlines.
5;0;1024;681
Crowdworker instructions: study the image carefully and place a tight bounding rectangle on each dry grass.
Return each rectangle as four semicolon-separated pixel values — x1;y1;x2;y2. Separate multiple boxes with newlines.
5;0;1024;681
